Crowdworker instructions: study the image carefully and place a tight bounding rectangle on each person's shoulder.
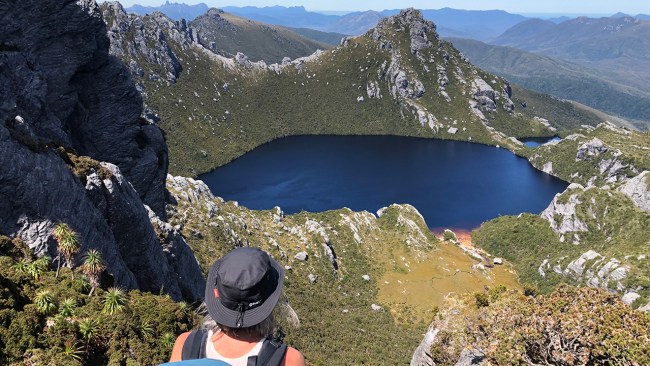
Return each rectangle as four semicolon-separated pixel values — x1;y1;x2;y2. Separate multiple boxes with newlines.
169;331;192;362
282;346;305;366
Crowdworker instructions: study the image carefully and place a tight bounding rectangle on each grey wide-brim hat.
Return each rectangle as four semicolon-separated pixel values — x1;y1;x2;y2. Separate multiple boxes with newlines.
205;247;284;329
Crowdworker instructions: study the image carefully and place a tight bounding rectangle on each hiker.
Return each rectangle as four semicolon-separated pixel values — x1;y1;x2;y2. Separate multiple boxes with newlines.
169;247;306;366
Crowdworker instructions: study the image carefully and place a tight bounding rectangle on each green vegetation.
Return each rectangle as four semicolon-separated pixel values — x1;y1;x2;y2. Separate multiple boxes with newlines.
53;223;80;279
0;242;198;365
57;149;113;183
430;286;650;365
104;6;602;176
524;124;650;185
190;10;332;63
510;85;605;131
472;186;650;302
80;249;106;296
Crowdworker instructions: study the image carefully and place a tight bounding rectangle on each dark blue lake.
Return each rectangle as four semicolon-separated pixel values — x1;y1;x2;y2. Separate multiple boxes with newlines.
523;136;560;148
199;135;568;229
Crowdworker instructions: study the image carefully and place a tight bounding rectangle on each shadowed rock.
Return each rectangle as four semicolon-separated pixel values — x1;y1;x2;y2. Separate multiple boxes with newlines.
0;0;202;300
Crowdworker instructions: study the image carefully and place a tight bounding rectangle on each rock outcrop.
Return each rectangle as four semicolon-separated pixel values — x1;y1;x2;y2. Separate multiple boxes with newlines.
0;0;202;300
619;171;650;212
541;184;588;242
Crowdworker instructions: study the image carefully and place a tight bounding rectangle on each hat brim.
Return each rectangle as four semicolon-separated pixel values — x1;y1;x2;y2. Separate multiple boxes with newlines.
205;253;284;329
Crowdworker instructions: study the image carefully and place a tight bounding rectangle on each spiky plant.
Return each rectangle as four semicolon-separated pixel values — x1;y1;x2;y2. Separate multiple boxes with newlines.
177;301;189;313
58;298;77;317
62;340;84;362
52;223;80;278
12;258;30;275
79;317;100;345
52;223;73;277
59;233;80;279
102;287;127;315
73;274;90;293
34;289;57;316
161;332;175;350
80;249;105;296
139;320;154;341
28;256;51;281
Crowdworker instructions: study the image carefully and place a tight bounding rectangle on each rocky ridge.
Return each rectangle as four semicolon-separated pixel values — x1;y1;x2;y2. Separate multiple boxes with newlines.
188;8;331;64
527;122;645;187
344;9;517;138
0;0;203;300
538;182;649;303
99;4;571;176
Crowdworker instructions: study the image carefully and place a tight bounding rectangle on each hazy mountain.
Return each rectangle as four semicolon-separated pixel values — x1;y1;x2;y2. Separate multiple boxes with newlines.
492;16;650;95
189;9;331;63
126;0;208;20
221;5;338;28
212;5;529;41
492;18;556;43
450;37;650;127
286;27;347;45
404;8;529;41
330;10;383;35
546;16;572;23
609;12;650;20
611;12;631;18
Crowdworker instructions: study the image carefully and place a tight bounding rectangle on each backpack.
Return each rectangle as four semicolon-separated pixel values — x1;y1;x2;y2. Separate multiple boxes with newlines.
158;360;230;366
177;329;288;366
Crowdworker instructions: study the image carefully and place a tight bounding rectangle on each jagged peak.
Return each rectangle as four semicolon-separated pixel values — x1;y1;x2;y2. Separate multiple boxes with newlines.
360;8;439;55
205;7;225;17
376;8;436;32
101;1;126;14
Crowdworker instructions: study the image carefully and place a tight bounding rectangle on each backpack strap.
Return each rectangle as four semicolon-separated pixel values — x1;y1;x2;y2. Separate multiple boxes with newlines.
247;337;288;366
181;329;209;360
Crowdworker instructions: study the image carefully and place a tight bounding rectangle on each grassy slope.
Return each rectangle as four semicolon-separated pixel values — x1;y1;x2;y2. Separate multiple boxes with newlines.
473;126;650;304
166;178;520;364
285;27;347;46
427;286;650;365
189;10;331;64
129;13;602;176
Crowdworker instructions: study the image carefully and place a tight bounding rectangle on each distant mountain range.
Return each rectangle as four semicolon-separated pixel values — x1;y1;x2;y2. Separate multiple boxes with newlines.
125;4;527;40
126;1;208;20
123;2;650;128
219;6;527;40
491;16;650;97
450;38;650;128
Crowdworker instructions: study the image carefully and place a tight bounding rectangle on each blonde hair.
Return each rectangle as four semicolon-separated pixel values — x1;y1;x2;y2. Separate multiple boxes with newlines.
199;295;300;338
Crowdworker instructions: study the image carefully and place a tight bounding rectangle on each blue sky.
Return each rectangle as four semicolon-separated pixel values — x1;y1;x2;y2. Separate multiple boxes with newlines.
113;0;650;14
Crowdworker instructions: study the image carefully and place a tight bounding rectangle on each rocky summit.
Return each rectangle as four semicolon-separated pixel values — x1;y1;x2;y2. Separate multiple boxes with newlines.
0;0;203;300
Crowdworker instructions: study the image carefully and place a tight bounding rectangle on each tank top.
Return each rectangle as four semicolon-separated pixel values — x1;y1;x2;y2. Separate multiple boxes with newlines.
205;330;265;366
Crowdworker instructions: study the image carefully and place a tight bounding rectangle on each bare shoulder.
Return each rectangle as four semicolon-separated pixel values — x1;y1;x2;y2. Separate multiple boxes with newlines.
169;331;191;362
283;346;306;366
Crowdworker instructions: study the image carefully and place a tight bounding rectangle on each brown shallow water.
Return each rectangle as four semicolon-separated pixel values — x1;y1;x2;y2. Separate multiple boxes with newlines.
378;232;521;322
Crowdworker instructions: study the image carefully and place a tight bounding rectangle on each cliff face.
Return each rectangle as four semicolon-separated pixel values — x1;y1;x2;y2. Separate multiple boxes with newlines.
0;0;203;300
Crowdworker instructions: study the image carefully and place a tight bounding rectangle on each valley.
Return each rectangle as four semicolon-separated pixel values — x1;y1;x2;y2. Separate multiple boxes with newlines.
1;1;649;365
